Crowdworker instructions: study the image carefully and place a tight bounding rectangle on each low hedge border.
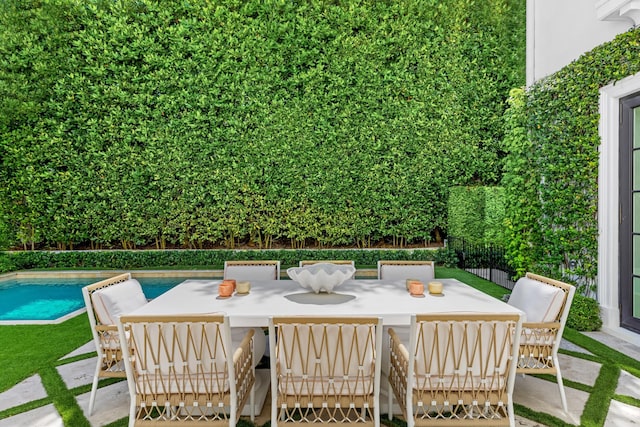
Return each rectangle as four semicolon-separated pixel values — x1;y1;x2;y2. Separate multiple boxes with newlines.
0;247;460;273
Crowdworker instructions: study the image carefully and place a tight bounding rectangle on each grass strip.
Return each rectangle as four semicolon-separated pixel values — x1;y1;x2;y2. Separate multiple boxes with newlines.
0;397;52;419
558;348;602;364
580;363;620;427
39;365;90;427
514;403;574;427
613;393;640;407
103;417;128;427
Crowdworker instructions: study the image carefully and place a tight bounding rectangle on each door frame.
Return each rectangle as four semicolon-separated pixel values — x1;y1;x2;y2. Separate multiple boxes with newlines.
599;73;640;345
619;93;640;333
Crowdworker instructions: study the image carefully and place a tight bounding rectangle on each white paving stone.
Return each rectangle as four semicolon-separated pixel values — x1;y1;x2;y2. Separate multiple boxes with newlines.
604;399;640;426
57;357;96;389
60;341;95;359
558;353;602;387
515;415;548;426
0;374;47;412
76;381;130;427
513;374;587;426
0;404;63;427
616;369;640;397
583;331;640;361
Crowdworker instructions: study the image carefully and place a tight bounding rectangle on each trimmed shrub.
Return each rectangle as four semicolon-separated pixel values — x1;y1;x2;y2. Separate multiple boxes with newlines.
567;294;603;332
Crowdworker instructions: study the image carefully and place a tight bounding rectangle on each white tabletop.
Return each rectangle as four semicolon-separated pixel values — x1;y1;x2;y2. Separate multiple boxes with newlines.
131;278;522;327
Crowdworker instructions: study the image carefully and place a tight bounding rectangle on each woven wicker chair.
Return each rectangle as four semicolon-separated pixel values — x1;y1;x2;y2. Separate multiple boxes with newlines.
224;260;281;281
388;313;523;427
507;272;576;412
377;260;435;282
117;314;255;427
269;316;383;427
299;260;355;268
82;273;147;415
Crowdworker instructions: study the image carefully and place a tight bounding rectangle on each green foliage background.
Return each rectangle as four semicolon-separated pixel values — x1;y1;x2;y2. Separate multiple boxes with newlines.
502;28;640;293
447;185;505;245
0;0;524;251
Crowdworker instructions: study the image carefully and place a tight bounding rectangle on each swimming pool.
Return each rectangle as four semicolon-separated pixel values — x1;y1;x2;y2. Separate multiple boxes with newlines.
0;273;211;324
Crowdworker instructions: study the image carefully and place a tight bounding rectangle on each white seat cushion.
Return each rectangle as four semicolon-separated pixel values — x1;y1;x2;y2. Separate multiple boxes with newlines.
508;277;565;323
92;279;148;325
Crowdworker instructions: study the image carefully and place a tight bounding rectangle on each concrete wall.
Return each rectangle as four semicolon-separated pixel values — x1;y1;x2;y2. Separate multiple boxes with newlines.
527;0;632;85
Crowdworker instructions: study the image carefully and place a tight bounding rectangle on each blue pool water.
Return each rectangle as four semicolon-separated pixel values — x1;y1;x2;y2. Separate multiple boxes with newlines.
0;276;199;321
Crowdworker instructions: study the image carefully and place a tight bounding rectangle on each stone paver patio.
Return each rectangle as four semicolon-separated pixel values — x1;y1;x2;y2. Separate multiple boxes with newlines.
0;331;638;427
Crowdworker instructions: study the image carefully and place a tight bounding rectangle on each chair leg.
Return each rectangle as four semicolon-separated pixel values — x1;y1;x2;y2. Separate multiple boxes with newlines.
250;383;255;422
127;401;136;427
507;400;516;427
88;359;102;415
555;365;569;412
374;404;380;427
387;383;393;420
271;397;278;427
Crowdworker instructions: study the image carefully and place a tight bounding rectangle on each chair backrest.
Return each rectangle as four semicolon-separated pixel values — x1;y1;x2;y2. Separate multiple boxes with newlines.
118;313;254;425
82;273;132;330
377;260;435;282
82;273;145;377
269;316;382;425
299;260;355;267
508;272;576;372
508;272;575;325
402;313;522;424
224;260;281;280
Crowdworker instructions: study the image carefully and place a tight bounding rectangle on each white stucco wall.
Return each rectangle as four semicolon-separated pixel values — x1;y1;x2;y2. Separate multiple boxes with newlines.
527;0;632;85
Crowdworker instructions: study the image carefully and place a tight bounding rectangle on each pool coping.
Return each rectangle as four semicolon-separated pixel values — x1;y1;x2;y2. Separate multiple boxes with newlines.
0;270;223;325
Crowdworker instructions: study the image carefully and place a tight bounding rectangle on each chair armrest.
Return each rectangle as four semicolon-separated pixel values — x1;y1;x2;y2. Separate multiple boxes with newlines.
233;328;255;364
96;324;118;332
520;321;562;345
522;321;561;330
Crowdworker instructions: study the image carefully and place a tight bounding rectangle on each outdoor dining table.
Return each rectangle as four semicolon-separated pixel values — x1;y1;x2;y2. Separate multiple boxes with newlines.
128;277;524;416
130;277;523;326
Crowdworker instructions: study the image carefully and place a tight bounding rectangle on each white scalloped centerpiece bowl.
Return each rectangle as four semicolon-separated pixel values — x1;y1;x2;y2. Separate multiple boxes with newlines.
287;263;356;294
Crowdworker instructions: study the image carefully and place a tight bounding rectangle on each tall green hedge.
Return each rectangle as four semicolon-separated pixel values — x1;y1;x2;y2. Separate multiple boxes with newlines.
502;28;640;292
447;186;505;245
501;88;541;279
0;0;525;251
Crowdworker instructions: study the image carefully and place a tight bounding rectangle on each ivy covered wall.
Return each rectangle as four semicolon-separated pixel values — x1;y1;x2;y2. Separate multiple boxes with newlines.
502;27;640;293
0;0;524;250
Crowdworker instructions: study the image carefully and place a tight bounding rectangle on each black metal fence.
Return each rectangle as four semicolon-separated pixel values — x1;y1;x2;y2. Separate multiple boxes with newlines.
447;236;516;290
